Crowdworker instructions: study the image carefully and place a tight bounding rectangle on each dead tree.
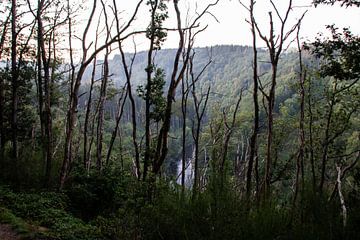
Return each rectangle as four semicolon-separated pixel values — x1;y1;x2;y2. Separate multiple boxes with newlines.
112;0;142;178
60;0;144;188
336;164;347;227
190;52;211;195
11;0;19;164
105;85;128;166
240;0;260;200
234;133;250;191
180;59;190;194
253;0;305;198
0;12;10;160
307;74;316;190
96;0;112;171
83;14;102;171
29;0;58;186
152;0;220;179
293;22;306;205
219;91;243;178
191;85;210;195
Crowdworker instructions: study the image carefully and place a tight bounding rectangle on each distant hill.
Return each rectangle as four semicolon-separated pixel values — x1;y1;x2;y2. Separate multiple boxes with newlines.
81;45;301;110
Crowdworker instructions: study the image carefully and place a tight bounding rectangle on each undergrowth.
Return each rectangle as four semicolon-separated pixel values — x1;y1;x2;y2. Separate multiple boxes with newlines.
0;167;359;240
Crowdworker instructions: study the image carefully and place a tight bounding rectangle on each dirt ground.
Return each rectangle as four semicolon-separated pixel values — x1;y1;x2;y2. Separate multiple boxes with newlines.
0;224;20;240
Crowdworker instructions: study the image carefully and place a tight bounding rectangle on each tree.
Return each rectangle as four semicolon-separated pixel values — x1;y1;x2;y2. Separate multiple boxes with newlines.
189;55;211;195
239;0;260;199
60;0;144;188
11;0;19;165
27;0;66;186
142;0;168;181
306;24;360;194
252;0;305;198
151;0;220;179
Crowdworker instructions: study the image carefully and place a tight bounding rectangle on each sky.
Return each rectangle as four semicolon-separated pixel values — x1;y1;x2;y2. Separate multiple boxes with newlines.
40;0;359;58
120;0;360;52
194;0;359;47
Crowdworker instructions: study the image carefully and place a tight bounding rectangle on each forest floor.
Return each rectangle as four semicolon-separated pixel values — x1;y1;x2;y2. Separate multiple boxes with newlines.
0;224;20;240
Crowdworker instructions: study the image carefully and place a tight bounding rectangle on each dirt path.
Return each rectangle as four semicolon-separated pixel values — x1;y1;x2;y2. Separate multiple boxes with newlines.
0;224;20;240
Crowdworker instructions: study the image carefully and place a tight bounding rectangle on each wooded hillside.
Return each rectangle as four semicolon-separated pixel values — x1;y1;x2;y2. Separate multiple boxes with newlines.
0;0;359;239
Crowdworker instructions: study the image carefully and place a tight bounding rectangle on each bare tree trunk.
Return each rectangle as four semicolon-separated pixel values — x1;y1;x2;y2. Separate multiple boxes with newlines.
0;70;4;161
0;13;10;161
336;164;347;227
319;80;337;194
83;16;101;170
307;78;316;190
251;1;305;199
112;0;142;179
191;84;210;197
293;24;305;205
95;0;112;171
60;0;91;188
244;0;260;200
219;92;242;178
60;0;143;188
181;69;189;194
119;46;141;178
83;57;97;169
11;0;19;173
152;0;220;179
106;87;128;165
36;0;53;187
0;13;10;57
96;57;108;171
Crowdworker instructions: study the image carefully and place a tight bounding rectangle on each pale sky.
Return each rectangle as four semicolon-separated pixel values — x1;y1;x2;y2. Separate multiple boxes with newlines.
60;0;360;56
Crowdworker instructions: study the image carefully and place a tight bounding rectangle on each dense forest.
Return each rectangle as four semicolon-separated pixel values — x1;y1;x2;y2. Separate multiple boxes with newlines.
0;0;359;239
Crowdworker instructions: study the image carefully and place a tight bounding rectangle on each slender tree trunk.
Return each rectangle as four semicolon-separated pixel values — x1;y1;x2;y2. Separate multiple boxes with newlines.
319;80;337;194
246;0;260;200
220;93;242;180
36;27;45;162
181;75;189;194
191;86;210;197
119;46;141;178
37;0;53;186
0;13;10;58
152;0;219;180
294;26;305;204
0;14;10;161
96;49;109;171
106;87;128;165
60;0;98;188
0;75;3;161
11;0;19;169
111;0;143;179
249;0;304;200
143;1;158;181
96;0;112;171
193;121;201;196
307;78;316;190
336;164;347;227
83;57;97;169
264;63;277;197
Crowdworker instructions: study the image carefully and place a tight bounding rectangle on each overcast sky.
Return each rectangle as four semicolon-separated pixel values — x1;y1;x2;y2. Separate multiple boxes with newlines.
196;0;359;46
71;0;360;51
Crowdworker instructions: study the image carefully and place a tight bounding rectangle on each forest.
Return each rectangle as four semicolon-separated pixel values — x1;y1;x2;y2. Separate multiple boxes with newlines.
0;0;359;239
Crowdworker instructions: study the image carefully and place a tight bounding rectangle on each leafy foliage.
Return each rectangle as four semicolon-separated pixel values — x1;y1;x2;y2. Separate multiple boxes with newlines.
307;25;360;80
